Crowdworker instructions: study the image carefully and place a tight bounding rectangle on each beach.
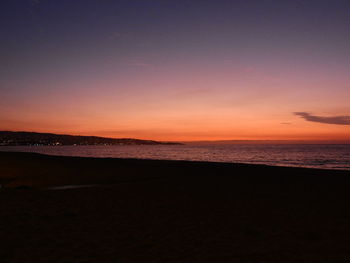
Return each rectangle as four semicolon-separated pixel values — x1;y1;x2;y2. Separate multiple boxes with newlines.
1;151;350;262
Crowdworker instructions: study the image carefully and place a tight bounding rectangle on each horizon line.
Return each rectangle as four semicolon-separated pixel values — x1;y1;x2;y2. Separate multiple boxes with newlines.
1;130;350;144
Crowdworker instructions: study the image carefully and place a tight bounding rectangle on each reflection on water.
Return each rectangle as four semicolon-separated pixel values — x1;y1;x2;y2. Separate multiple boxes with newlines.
1;144;350;170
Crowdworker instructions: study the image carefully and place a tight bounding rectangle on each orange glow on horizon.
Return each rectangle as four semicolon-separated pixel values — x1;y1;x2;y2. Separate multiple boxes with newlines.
2;66;350;142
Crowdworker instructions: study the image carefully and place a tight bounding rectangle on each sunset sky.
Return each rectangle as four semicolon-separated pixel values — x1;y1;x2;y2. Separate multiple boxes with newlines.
1;0;350;141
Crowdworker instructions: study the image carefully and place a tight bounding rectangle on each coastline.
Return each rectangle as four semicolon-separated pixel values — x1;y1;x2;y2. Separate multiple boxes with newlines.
1;151;350;188
2;151;350;262
1;143;349;171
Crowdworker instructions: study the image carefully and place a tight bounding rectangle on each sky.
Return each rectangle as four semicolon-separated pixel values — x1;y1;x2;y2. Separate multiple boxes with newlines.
1;0;350;141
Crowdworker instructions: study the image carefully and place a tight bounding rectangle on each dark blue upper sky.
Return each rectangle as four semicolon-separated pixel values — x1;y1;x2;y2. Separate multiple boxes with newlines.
2;0;350;71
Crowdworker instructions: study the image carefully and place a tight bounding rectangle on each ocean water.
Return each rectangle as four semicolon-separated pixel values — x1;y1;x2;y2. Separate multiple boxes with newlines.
1;144;350;170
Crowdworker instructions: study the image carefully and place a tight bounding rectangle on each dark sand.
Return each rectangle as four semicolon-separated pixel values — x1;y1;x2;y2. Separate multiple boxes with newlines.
1;151;350;262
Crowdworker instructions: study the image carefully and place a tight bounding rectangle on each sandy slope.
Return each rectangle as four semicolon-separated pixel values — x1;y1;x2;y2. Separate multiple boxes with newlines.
1;152;350;262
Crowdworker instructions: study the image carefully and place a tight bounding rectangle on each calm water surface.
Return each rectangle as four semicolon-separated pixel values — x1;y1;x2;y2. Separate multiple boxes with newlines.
1;144;350;170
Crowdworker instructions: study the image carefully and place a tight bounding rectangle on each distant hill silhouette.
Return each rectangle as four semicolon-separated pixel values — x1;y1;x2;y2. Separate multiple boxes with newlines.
0;131;182;146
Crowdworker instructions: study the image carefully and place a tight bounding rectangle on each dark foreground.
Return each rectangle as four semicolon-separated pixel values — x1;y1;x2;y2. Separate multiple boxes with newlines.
1;152;350;262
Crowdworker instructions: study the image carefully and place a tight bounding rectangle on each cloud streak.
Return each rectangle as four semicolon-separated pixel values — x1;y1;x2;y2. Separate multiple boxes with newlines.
294;112;350;125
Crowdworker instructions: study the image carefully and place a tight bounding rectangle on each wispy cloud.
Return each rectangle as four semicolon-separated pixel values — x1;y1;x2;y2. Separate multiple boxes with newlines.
294;112;350;125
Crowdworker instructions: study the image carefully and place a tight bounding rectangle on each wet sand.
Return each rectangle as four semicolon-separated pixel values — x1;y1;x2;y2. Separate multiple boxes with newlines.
1;151;350;262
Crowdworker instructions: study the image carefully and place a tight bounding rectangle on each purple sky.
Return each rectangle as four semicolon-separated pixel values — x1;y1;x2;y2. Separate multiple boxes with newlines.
1;0;350;140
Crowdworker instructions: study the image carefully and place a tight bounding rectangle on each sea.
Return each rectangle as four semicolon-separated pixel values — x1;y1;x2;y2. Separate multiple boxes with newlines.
1;144;350;170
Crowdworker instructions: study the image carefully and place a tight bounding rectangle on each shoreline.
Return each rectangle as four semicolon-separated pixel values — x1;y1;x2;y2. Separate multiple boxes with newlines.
1;144;349;172
1;151;350;188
